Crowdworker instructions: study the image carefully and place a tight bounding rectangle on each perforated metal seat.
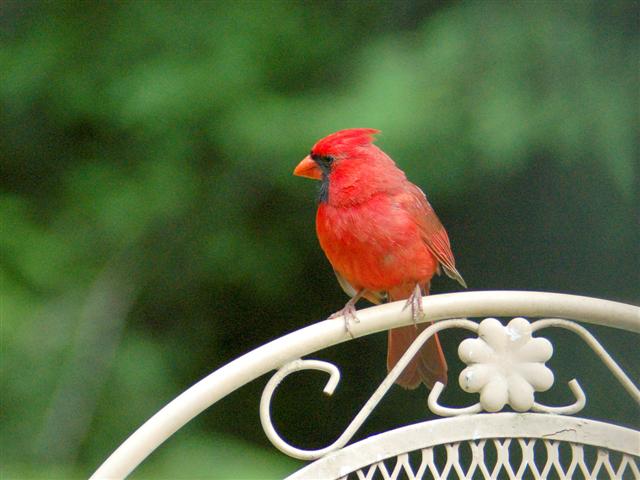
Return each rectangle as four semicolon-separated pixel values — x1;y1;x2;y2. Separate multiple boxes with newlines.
289;415;639;479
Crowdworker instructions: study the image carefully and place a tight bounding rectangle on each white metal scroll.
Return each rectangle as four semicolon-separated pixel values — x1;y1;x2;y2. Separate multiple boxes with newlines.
260;316;638;459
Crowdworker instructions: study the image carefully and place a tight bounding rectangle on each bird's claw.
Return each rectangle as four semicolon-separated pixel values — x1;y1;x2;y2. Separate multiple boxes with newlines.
402;284;425;326
329;302;360;338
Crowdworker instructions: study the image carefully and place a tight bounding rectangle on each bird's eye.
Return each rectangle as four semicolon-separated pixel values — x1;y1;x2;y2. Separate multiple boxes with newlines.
319;155;334;166
310;153;334;172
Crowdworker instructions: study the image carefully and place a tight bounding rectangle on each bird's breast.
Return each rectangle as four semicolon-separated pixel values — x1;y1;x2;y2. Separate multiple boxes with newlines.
316;194;438;292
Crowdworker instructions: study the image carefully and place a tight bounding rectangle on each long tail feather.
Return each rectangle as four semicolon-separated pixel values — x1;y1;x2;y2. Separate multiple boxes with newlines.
386;284;448;389
387;325;447;389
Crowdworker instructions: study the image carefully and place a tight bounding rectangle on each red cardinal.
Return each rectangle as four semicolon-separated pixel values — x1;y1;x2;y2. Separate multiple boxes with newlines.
294;128;466;389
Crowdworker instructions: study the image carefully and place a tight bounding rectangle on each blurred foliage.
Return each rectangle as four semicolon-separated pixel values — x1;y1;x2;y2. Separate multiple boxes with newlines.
1;0;638;478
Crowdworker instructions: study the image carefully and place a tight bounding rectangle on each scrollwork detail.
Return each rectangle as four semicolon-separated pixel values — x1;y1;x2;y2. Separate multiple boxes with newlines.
260;316;639;459
259;319;476;460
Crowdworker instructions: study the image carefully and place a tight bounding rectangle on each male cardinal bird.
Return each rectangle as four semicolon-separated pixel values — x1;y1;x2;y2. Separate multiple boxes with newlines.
294;128;466;389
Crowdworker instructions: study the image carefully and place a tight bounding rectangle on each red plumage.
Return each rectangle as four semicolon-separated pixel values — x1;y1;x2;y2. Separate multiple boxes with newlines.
294;129;465;389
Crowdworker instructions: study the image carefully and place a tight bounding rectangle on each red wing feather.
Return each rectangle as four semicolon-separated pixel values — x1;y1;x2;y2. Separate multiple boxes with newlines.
400;184;467;288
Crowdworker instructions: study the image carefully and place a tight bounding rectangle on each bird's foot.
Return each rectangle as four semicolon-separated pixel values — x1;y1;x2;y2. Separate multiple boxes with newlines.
402;284;425;326
329;294;363;338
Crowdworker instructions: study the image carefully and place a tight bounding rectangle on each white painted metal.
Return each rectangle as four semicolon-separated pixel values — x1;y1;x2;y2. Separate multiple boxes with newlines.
259;319;478;460
286;414;640;480
427;378;587;418
90;291;640;479
530;318;640;403
458;317;554;412
261;316;633;459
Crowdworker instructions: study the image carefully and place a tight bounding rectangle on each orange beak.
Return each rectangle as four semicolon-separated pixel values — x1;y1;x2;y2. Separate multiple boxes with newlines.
293;155;322;180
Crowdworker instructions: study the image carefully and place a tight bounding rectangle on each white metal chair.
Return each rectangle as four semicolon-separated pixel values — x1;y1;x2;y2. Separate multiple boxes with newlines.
91;291;640;479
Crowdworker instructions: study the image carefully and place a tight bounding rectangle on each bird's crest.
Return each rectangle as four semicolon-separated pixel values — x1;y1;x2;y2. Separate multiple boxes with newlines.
311;128;380;158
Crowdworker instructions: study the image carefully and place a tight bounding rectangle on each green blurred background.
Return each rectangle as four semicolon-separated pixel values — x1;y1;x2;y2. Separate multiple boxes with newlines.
1;0;638;478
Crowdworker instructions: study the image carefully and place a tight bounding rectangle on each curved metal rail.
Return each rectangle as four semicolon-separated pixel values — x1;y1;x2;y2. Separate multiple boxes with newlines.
90;291;639;479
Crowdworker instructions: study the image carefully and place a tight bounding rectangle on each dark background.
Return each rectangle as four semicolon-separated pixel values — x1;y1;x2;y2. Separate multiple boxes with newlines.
1;1;638;478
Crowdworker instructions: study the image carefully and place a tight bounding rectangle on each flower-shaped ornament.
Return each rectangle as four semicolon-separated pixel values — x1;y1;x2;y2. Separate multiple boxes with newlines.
458;317;554;412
